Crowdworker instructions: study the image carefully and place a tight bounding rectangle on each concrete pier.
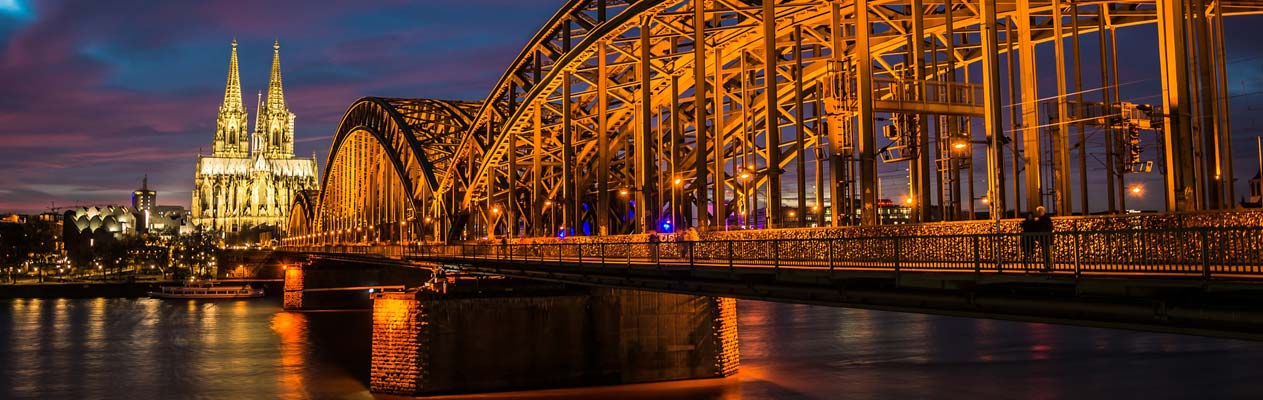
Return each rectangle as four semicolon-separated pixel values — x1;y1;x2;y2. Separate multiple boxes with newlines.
370;280;738;395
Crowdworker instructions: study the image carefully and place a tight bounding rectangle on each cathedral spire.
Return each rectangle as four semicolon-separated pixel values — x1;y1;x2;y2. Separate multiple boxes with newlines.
223;38;244;111
252;91;264;156
213;39;250;158
266;40;285;112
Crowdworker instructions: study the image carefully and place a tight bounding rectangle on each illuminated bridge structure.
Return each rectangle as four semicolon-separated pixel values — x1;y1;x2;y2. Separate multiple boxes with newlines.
279;0;1263;339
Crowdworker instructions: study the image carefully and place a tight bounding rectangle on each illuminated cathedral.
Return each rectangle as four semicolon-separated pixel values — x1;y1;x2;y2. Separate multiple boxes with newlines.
192;40;318;233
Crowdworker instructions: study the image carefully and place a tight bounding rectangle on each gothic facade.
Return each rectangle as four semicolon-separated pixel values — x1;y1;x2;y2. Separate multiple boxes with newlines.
192;40;318;233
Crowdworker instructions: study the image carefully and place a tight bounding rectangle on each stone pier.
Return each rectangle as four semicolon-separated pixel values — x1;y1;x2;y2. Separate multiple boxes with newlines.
281;258;431;310
370;281;739;395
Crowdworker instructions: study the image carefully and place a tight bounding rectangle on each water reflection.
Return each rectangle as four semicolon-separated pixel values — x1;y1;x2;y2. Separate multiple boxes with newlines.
0;298;372;400
2;298;1263;399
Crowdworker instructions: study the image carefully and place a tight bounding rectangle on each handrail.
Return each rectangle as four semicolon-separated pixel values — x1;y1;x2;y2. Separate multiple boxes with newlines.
281;226;1263;279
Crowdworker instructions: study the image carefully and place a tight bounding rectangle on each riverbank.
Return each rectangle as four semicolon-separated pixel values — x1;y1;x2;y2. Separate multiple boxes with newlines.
0;280;283;299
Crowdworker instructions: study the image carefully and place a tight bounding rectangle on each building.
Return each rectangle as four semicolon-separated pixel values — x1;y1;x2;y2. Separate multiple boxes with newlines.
1243;171;1261;208
132;175;156;230
192;40;318;233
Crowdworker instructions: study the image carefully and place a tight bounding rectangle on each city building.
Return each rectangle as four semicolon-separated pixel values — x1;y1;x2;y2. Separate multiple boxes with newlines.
132;175;156;230
1243;171;1261;208
192;40;318;233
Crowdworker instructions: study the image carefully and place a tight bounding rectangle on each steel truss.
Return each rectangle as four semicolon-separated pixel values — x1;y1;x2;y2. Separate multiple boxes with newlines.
287;0;1263;246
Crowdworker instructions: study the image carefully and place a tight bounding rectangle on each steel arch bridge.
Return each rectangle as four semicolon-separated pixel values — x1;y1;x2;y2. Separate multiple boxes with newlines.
286;0;1263;246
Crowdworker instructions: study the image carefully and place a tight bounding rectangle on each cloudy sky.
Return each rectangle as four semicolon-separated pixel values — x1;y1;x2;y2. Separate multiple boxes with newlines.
0;1;1261;214
0;0;557;213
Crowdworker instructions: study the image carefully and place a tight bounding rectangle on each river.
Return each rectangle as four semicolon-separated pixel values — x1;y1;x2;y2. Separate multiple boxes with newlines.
2;297;1261;399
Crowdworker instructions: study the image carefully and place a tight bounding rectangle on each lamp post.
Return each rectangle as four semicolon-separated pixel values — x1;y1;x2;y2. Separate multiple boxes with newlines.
671;178;684;231
543;200;554;236
738;169;753;228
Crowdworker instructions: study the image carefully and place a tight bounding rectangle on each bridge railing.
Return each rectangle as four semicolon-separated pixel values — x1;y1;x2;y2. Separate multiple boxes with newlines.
282;227;1263;278
397;226;1263;278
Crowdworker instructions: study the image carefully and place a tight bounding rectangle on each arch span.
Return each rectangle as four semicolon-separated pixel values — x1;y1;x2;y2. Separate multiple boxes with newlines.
287;1;1263;248
304;97;478;245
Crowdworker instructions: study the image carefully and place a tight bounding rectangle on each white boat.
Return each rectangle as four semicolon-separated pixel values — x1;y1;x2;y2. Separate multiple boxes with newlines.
148;282;265;299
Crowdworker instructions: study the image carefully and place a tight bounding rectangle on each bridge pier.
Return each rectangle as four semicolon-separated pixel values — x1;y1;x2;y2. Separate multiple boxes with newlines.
370;280;738;396
281;257;431;310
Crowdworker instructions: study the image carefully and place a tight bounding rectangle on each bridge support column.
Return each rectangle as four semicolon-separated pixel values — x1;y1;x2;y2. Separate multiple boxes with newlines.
281;259;432;311
370;284;739;396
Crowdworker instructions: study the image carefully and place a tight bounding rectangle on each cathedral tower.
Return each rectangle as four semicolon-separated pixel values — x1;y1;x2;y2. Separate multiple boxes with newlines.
253;40;296;159
194;39;318;234
213;39;250;158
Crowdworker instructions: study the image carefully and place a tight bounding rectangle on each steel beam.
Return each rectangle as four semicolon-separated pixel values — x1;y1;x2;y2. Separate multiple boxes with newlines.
694;0;710;230
980;0;1005;220
856;0;878;226
764;0;782;228
1157;0;1196;211
1016;0;1043;212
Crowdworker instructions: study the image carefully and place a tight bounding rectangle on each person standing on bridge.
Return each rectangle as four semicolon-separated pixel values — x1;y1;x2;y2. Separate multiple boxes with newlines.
1020;213;1037;271
683;227;700;261
1033;206;1054;272
499;236;507;260
648;230;660;263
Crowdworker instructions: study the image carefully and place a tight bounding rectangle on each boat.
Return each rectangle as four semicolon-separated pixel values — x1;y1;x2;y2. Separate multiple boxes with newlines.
148;281;265;299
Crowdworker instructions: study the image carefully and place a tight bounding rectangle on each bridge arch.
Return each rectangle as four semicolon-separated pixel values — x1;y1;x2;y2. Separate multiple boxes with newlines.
292;1;1263;247
304;97;478;245
286;190;319;245
434;0;1263;240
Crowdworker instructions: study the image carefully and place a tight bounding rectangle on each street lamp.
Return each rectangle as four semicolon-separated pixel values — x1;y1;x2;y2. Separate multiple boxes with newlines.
737;169;754;228
1129;184;1143;196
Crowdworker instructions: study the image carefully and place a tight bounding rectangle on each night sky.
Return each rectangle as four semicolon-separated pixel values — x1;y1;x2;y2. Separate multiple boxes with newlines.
1;1;1262;214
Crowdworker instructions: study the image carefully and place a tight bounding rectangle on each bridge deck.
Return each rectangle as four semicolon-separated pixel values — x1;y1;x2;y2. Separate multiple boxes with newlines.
280;227;1263;340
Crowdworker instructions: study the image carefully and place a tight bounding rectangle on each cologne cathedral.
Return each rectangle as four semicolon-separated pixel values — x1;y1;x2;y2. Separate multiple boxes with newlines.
192;40;318;233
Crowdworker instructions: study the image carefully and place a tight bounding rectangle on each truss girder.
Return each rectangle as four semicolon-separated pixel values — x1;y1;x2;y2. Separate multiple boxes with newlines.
313;97;478;242
301;0;1263;243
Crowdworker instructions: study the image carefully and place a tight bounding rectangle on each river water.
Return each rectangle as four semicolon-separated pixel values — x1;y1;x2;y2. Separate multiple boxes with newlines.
1;297;1261;399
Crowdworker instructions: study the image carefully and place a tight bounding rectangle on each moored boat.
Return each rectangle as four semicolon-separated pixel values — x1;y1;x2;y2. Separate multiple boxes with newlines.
148;282;264;299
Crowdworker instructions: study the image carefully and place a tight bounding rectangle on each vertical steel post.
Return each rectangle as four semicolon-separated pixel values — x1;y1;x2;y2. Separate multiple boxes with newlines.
562;72;577;235
694;0;710;230
1157;0;1195;211
1051;0;1074;215
795;26;807;227
714;43;728;230
911;0;931;223
638;17;657;234
764;0;782;228
1016;0;1043;212
856;0;878;226
597;44;611;235
1071;4;1088;215
980;0;1005;221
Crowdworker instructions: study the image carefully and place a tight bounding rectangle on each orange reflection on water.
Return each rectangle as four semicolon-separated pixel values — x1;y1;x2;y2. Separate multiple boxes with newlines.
270;311;308;397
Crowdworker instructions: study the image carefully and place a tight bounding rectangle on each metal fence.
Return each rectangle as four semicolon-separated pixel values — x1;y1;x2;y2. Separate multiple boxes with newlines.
284;227;1263;278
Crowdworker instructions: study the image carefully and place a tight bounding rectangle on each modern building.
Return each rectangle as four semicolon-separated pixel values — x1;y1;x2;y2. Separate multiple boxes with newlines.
131;175;156;230
192;40;318;233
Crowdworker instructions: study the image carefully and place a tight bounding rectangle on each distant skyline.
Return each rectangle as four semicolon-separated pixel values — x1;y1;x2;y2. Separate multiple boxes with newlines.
2;1;1263;214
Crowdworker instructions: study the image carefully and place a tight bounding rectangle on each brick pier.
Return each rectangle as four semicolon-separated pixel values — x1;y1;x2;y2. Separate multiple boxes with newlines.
370;283;739;395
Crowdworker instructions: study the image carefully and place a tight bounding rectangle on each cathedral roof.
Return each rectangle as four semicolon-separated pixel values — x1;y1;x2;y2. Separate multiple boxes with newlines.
197;155;317;178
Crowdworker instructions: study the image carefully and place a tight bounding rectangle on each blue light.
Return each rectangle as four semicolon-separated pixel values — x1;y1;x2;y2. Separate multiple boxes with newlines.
661;222;672;232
